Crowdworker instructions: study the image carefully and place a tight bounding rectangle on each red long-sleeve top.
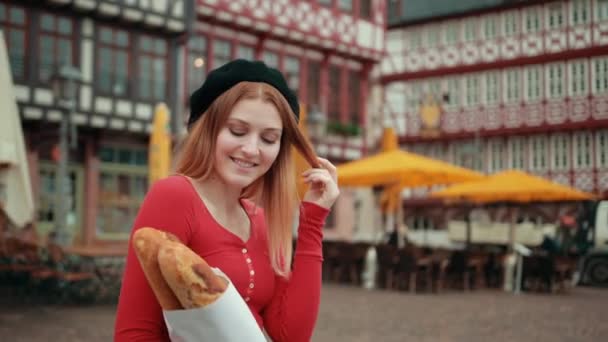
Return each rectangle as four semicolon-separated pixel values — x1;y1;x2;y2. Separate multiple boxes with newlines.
114;175;328;342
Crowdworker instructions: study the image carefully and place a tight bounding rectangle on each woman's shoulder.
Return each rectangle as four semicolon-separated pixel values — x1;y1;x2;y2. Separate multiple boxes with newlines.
147;175;198;200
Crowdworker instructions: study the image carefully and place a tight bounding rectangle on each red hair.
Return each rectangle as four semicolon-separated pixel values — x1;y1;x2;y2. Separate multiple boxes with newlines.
176;82;318;277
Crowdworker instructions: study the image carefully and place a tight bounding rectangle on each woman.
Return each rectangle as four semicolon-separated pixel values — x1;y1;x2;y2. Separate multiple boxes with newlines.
114;59;339;341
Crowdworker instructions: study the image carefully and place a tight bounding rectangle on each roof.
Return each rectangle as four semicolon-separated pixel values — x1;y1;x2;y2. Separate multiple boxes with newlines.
388;0;523;27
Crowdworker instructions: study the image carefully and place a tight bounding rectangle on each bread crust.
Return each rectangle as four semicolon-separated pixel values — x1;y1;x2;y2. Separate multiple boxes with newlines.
158;240;228;309
132;227;183;310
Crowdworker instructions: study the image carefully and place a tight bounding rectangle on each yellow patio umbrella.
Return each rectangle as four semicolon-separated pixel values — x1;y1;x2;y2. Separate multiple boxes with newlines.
148;103;172;186
431;170;595;203
337;142;485;189
293;104;310;199
431;169;595;293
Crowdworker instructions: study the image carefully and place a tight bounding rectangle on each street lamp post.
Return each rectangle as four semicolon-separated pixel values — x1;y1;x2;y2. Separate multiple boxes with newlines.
50;64;81;246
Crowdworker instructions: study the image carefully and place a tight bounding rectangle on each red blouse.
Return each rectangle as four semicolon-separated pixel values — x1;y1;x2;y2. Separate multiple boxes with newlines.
114;175;328;342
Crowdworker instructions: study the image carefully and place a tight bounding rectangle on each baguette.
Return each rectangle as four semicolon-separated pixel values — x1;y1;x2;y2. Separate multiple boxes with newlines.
132;227;183;310
158;240;228;309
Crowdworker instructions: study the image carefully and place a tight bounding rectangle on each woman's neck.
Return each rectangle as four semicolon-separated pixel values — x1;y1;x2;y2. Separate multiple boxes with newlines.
194;176;243;215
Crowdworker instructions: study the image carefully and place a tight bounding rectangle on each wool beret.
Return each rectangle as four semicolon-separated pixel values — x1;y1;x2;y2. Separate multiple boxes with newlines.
188;59;299;128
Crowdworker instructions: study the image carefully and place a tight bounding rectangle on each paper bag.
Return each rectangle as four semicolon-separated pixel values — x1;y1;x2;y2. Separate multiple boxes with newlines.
163;269;267;342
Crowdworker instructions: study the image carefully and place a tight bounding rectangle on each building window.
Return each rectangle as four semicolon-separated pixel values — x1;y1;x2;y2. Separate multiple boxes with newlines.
37;163;81;235
307;60;321;110
348;69;361;125
570;60;588;96
387;0;401;23
599;0;608;20
465;75;479;106
571;0;589;25
138;35;167;101
464;19;477;42
445;22;459;44
526;66;542;101
212;39;231;69
0;4;27;81
328;65;341;122
187;36;207;96
236;44;254;60
593;57;608;94
97;145;148;238
318;0;332;6
547;63;564;99
573;132;593;169
504;12;518;36
551;134;570;170
505;69;520;102
359;0;372;20
547;3;564;29
426;27;439;47
338;0;352;12
262;50;279;69
525;8;541;33
446;78;460;107
39;12;74;82
484;16;497;39
529;135;547;170
488;139;506;173
485;72;499;104
409;82;422;108
408;30;422;49
509;137;526;169
97;27;129;97
597;130;608;168
284;56;300;92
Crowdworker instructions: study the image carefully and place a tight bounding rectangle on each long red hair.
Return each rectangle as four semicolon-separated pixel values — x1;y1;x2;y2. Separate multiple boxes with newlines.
175;82;318;277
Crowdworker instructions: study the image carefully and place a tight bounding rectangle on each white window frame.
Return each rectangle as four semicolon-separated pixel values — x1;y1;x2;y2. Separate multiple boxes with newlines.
464;18;477;42
599;0;608;21
525;8;541;33
547;63;565;99
529;135;548;170
569;60;588;96
573;131;593;169
593;57;608;94
551;134;570;170
525;66;542;101
488;139;505;173
484;16;497;39
503;11;518;36
426;26;440;47
571;0;590;25
596;130;608;168
465;75;480;106
445;22;459;45
509;137;526;169
409;30;422;49
504;69;520;103
485;72;500;105
547;3;564;29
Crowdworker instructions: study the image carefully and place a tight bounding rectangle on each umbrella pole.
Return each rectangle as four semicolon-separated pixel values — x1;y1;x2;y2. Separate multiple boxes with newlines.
465;205;472;251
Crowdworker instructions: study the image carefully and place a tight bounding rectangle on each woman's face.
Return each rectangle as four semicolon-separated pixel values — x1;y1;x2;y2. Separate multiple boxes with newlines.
214;97;283;190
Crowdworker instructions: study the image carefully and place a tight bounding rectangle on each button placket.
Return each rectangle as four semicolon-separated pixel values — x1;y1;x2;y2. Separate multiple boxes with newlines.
242;247;255;302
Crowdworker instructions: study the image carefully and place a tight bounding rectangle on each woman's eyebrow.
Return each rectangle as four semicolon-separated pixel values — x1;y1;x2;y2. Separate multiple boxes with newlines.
228;118;282;132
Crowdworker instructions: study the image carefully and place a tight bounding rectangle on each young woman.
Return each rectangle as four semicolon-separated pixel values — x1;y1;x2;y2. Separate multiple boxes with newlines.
114;59;339;342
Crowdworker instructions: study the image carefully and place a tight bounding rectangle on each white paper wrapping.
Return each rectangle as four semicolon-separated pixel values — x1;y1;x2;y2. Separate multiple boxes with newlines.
163;270;267;342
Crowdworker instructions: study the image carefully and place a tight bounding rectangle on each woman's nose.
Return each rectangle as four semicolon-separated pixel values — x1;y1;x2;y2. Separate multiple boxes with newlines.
241;136;260;156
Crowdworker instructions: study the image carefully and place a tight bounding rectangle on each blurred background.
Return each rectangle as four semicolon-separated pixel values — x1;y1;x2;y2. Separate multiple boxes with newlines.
1;0;608;341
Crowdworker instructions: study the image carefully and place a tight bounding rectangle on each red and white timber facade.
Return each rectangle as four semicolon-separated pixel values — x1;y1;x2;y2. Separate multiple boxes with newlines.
187;0;387;161
381;0;608;197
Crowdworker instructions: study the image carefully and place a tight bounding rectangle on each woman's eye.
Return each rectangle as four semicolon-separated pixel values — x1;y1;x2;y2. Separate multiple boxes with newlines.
262;137;277;144
230;129;246;136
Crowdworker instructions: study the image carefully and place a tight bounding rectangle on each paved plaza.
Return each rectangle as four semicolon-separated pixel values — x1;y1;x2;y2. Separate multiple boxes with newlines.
0;284;606;342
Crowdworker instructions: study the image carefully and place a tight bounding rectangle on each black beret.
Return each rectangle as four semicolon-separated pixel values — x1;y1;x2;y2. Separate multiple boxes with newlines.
188;59;299;128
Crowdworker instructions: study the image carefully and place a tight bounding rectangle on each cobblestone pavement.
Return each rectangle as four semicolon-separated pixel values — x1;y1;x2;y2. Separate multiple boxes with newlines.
1;285;607;342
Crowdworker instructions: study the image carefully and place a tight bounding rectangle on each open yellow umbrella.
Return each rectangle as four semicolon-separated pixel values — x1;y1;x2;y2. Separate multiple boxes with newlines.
431;169;595;293
148;103;172;186
337;137;485;188
431;170;595;203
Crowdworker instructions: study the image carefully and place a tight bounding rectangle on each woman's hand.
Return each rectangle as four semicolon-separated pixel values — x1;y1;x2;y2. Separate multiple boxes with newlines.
302;158;340;209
